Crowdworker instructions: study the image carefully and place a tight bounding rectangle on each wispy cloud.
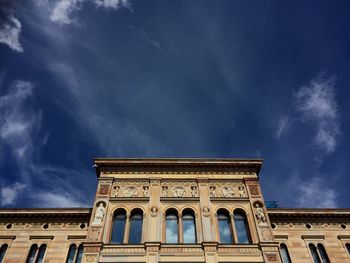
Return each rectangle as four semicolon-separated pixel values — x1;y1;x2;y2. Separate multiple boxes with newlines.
95;0;131;9
296;177;337;208
0;13;23;52
276;116;292;138
1;182;26;206
32;191;87;207
294;75;340;153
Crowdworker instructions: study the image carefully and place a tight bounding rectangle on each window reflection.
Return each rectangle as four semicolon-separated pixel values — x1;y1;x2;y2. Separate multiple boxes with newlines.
66;244;76;263
317;244;330;263
217;209;233;244
26;244;38;263
183;210;196;243
234;210;250;244
36;244;47;263
166;210;179;243
0;244;8;263
279;243;292;263
129;209;143;243
309;244;321;263
111;209;126;244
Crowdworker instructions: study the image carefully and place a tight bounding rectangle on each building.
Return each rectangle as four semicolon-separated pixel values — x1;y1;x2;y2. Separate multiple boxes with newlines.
0;158;350;263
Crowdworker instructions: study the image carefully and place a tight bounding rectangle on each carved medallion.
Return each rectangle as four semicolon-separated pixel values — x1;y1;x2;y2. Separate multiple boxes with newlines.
172;186;186;197
222;186;235;197
124;186;139;197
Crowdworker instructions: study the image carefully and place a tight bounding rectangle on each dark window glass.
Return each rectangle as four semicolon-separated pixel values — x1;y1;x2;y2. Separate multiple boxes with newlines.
346;243;350;255
26;244;38;263
75;244;83;263
183;211;196;243
166;211;179;243
0;244;8;263
129;211;143;244
317;244;330;263
111;210;126;244
280;243;292;263
65;244;76;263
234;211;250;244
309;244;321;263
35;244;47;263
217;210;233;244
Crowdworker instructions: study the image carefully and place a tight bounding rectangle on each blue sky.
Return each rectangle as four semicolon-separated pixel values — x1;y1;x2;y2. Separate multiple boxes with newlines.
0;0;350;208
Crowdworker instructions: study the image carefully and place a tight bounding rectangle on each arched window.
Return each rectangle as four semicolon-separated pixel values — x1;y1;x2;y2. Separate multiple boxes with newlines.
111;209;127;244
182;209;196;243
0;244;8;263
346;243;350;255
217;209;233;244
26;244;47;263
66;244;83;263
166;209;179;243
129;209;143;244
309;244;321;263
279;243;292;263
233;210;251;244
317;244;330;263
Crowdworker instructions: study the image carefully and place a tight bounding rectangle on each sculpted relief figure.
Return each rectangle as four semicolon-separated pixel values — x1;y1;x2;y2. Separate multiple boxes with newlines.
124;186;139;197
191;186;198;197
112;185;120;197
173;186;186;197
143;186;149;197
92;203;106;225
255;203;266;224
209;186;216;197
238;186;246;197
161;186;168;197
222;186;235;197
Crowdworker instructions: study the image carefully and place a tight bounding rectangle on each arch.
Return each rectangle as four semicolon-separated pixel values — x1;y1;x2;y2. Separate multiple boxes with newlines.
309;243;321;263
165;208;179;243
217;208;233;244
180;205;199;217
36;244;47;263
182;208;196;243
111;208;127;244
233;209;251;244
76;244;84;263
0;244;8;263
317;244;330;263
128;208;144;243
279;243;292;263
26;244;38;263
65;244;76;263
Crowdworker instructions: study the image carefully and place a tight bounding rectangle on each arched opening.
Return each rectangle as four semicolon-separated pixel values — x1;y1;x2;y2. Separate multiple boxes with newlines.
279;243;292;263
217;209;233;244
233;209;251;244
65;244;76;263
182;209;196;243
0;244;8;262
111;209;127;244
26;244;38;263
309;243;321;263
165;209;179;243
317;244;330;263
128;209;143;244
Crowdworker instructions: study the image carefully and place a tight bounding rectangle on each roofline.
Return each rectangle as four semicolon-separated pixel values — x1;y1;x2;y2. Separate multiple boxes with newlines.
0;207;92;214
93;158;263;178
268;208;350;214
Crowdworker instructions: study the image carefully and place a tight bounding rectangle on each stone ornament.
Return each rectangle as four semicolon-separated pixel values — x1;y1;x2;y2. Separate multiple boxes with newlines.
202;206;210;217
222;186;235;197
99;185;109;195
150;206;158;217
143;186;149;197
255;203;266;224
124;186;138;197
161;186;168;197
260;227;273;241
88;227;101;241
190;186;198;197
24;223;32;230
112;186;120;197
172;186;186;197
248;185;259;196
209;186;216;197
92;203;106;225
238;185;246;197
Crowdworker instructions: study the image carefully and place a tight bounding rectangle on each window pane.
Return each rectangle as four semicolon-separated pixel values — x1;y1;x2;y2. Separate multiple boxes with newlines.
65;244;76;263
166;213;178;243
317;244;330;263
26;244;38;263
346;243;350;255
111;212;126;244
280;244;292;263
0;244;8;263
234;212;250;244
309;244;321;263
129;213;143;243
75;245;84;263
35;244;47;263
183;213;196;243
218;212;232;244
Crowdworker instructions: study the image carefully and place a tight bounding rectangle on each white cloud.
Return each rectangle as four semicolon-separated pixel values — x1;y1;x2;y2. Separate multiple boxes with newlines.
294;75;340;153
33;191;87;207
94;0;131;9
276;116;292;138
0;13;23;52
1;182;26;206
296;177;337;208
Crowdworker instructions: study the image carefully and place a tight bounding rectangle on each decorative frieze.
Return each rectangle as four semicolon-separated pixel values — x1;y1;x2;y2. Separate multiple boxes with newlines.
160;182;199;198
209;182;247;198
110;181;150;198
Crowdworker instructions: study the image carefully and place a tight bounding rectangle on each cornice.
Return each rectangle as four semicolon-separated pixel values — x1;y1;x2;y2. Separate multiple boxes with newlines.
0;208;92;219
268;208;350;220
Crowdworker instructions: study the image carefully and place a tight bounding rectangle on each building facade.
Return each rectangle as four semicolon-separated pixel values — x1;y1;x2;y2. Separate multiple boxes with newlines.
0;158;350;263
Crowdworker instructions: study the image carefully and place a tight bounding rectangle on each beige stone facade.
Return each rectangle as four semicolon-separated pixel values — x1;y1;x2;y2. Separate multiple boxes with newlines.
0;158;349;263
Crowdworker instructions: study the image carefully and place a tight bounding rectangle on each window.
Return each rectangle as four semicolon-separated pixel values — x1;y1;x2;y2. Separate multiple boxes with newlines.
128;209;143;244
279;243;292;263
0;244;8;263
217;209;233;244
346;243;350;255
309;243;329;263
111;209;126;244
26;244;47;263
66;244;83;263
182;209;196;243
166;209;179;243
233;210;251;244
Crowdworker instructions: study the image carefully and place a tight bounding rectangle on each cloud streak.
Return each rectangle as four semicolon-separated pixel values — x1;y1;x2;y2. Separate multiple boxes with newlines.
0;13;23;52
0;182;26;206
